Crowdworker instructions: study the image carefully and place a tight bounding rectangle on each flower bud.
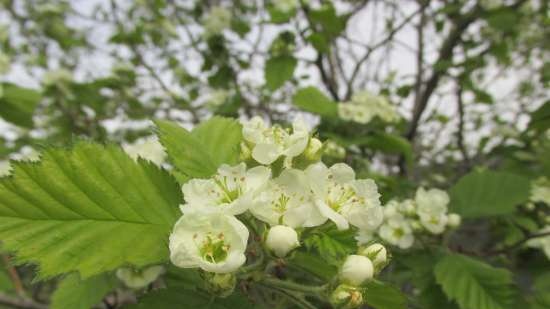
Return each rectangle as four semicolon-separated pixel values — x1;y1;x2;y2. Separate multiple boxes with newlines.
359;243;387;271
201;272;237;298
330;284;364;309
304;137;323;161
340;255;373;286
447;213;461;228
265;225;300;257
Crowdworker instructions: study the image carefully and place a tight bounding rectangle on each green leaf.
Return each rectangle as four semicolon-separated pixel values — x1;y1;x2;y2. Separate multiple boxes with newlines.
0;82;41;128
528;101;550;133
155;117;242;181
449;169;530;218
303;226;356;263
124;288;255;309
265;55;297;90
0;142;181;279
289;251;337;281
531;272;550;309
292;87;338;118
434;253;517;309
51;273;117;309
364;280;407;309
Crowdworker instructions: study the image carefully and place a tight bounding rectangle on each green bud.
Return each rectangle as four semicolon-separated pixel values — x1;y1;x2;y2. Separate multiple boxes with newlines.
303;137;323;161
239;141;252;162
330;284;364;309
201;272;237;298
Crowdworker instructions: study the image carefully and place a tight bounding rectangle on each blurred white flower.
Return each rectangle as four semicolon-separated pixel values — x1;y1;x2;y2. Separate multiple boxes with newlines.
242;116;310;165
530;177;550;205
415;187;450;234
123;136;166;166
527;226;550;260
306;162;383;231
181;163;270;216
251;168;325;228
116;265;165;289
42;69;72;86
338;91;400;124
340;255;374;286
169;212;248;273
273;0;298;13
207;89;230;108
378;213;414;249
265;225;300;257
447;213;461;228
203;7;231;38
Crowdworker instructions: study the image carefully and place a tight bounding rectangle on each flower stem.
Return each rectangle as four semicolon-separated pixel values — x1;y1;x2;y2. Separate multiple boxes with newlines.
261;277;326;296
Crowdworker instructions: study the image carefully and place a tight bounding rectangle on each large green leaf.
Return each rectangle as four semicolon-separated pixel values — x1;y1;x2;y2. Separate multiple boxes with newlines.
449;169;530;218
531;272;550;309
51;273;117;309
155;117;242;181
0;82;41;128
124;288;255;309
0;142;181;279
292;87;338;118
434;254;517;309
364;280;407;309
265;55;297;91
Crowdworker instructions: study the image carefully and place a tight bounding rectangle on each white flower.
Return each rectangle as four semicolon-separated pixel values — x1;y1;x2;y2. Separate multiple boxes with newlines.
169;212;249;273
181;163;270;215
306;162;383;231
359;243;387;269
527;226;550;260
250;168;325;228
123;136;166;166
415;188;450;234
530;177;550;205
207;89;230;108
340;255;373;286
338;91;400;124
418;212;448;234
265;225;300;257
378;213;414;249
203;6;231;37
447;213;461;228
242;116;310;165
273;0;298;13
116;265;165;289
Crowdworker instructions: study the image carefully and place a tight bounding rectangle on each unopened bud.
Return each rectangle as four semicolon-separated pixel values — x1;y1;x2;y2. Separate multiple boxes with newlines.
340;255;373;286
359;243;388;271
330;284;364;309
447;213;461;228
116;265;165;289
265;225;300;257
304;137;323;161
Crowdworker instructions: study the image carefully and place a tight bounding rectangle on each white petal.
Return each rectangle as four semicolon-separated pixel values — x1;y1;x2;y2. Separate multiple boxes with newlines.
245;165;271;192
315;199;349;230
329;163;355;184
252;143;283;164
305;162;329;195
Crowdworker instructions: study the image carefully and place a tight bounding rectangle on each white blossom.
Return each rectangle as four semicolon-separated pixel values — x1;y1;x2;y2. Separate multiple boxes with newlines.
265;225;300;257
169;212;249;273
181;163;270;216
273;0;298;13
250;168;325;228
340;255;374;286
116;265;165;289
203;7;231;38
242;116;310;165
338;91;400;124
306;162;383;230
123;136;166;166
415;188;450;234
378;213;414;249
530;177;550;205
447;213;462;228
527;226;550;260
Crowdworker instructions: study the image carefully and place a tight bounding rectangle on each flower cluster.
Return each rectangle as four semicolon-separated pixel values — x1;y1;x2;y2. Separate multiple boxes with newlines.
168;117;387;305
356;188;461;249
203;6;232;38
338;90;400;124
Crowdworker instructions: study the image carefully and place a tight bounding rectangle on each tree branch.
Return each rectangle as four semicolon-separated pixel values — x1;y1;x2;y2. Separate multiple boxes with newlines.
0;293;47;309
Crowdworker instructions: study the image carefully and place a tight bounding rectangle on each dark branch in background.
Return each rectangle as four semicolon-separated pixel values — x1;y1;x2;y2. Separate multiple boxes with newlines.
486;231;550;256
405;0;529;143
455;83;470;168
0;293;47;309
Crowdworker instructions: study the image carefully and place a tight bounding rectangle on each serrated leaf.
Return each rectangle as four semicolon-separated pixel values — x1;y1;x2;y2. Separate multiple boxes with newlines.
155;117;242;181
364;280;407;309
434;254;517;309
289;251;337;281
124;288;255;309
449;169;530;218
292;87;338;118
51;273;117;309
0;142;181;279
265;55;296;90
0;82;41;128
303;226;356;263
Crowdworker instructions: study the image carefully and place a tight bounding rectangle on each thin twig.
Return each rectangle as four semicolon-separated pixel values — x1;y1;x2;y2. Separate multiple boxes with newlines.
0;293;47;309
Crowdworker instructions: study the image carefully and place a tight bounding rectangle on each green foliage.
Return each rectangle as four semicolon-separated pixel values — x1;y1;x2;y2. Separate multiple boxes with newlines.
528;101;550;133
155;117;242;182
265;55;297;90
0;82;41;128
434;253;517;309
292;86;338;118
51;273;117;309
364;280;407;309
449;169;530;218
303;226;357;263
0;142;181;279
124;288;255;309
531;272;550;309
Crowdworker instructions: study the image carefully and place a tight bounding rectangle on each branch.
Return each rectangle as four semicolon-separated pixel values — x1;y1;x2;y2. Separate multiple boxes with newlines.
2;255;25;297
455;83;470;166
487;230;550;256
0;293;47;309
